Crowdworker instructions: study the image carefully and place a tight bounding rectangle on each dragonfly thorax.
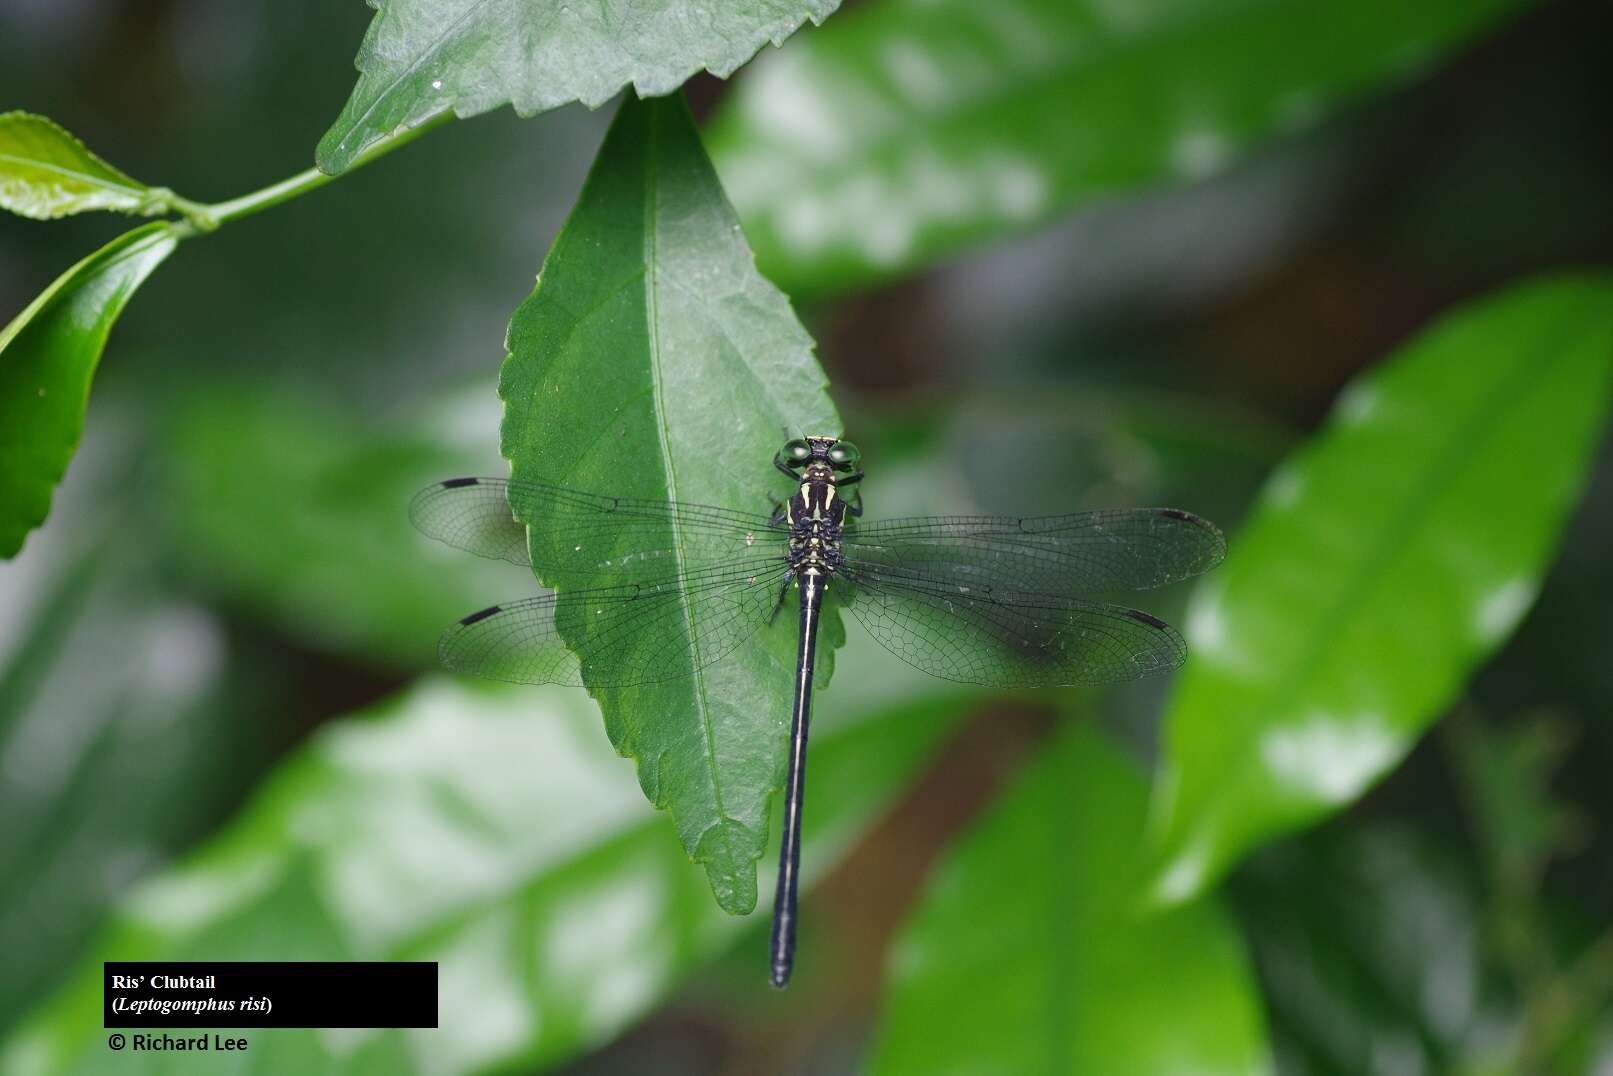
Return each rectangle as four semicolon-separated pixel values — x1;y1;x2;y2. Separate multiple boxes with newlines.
785;473;846;579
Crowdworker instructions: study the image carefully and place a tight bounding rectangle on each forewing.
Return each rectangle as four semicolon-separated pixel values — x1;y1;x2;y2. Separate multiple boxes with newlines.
844;508;1224;594
839;567;1186;688
440;560;789;687
411;476;786;578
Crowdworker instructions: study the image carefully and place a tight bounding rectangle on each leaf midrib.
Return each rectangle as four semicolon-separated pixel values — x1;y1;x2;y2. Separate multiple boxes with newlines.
0;153;142;200
641;105;729;823
334;0;491;157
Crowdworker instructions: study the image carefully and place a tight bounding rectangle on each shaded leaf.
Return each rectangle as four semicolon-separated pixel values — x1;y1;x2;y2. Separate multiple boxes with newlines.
1235;824;1488;1075
499;94;840;914
156;383;514;668
0;223;177;558
1148;276;1613;904
0;539;271;1032
0;112;160;220
1445;710;1582;895
869;721;1271;1075
2;639;966;1075
707;0;1531;292
316;0;841;174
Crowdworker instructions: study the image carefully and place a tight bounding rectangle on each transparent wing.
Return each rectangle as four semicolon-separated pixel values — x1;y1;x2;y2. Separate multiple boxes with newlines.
440;558;790;687
410;478;532;565
844;508;1224;594
411;476;785;578
838;565;1186;688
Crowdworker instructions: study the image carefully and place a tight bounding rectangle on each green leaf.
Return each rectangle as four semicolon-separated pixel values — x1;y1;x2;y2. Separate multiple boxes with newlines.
869;721;1271;1075
0;539;273;1032
706;0;1532;292
1235;823;1487;1075
1445;711;1580;893
0;223;177;558
315;0;841;174
2;648;966;1075
156;383;515;668
499;93;840;915
0;112;163;220
1148;276;1613;904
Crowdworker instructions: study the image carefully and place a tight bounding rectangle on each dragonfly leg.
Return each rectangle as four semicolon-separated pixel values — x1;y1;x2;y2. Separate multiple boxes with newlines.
834;470;865;517
773;453;799;481
838;481;865;518
766;573;794;626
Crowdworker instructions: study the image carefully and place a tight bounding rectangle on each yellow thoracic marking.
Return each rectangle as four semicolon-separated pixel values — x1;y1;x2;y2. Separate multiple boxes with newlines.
823;485;836;506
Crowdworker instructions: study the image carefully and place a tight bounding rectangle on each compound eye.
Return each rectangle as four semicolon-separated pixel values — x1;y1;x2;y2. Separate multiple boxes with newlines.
827;441;861;469
783;439;812;463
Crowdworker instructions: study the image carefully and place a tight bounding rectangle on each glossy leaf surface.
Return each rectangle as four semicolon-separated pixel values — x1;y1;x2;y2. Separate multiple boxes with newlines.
2;640;963;1075
707;0;1529;292
870;722;1271;1075
499;94;841;914
317;0;840;173
1148;276;1613;903
0;112;159;220
0;223;177;558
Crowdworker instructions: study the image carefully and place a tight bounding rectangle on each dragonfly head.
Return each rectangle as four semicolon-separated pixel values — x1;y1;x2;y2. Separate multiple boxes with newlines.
781;436;861;474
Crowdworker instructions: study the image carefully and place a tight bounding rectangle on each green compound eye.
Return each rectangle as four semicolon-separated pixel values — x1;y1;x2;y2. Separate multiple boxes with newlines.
827;441;861;469
783;439;812;461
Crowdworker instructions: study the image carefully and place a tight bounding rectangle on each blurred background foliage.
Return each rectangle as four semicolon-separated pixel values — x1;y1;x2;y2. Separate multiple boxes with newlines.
2;0;1612;1072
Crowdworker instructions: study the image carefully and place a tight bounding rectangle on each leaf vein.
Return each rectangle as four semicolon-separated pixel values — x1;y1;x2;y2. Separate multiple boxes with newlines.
641;108;730;824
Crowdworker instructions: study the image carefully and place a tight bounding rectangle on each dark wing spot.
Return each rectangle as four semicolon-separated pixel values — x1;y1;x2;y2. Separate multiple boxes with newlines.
442;477;480;489
1125;609;1170;630
1159;508;1196;522
459;605;502;626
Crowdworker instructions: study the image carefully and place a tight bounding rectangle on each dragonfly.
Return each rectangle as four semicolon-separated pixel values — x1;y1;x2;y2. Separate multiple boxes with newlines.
411;435;1225;988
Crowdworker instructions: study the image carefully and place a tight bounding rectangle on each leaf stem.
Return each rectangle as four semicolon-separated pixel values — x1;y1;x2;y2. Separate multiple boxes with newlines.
167;113;451;236
197;169;333;228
